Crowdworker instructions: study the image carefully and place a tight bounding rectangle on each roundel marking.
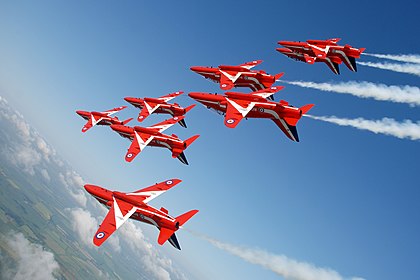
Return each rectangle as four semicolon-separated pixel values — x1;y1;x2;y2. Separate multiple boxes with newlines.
226;119;235;124
96;232;105;239
139;116;144;119
166;180;173;185
221;84;227;88
173;117;178;120
140;214;145;220
127;153;133;158
258;107;264;113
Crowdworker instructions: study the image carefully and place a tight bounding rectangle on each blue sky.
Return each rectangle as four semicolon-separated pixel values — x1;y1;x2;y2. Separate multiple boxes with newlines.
1;1;419;279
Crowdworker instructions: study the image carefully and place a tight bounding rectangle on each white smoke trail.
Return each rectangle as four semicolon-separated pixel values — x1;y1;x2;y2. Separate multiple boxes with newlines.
357;61;420;77
282;80;420;106
362;53;420;64
187;230;364;280
305;115;420;140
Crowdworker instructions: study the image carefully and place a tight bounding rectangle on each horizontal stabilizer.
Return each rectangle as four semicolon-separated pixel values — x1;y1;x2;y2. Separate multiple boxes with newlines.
158;227;176;246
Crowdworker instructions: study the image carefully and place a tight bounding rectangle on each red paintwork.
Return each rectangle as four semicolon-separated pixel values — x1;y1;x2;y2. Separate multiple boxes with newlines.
76;106;131;133
110;116;199;164
190;60;283;91
84;179;198;250
124;91;195;125
277;38;365;74
188;88;314;142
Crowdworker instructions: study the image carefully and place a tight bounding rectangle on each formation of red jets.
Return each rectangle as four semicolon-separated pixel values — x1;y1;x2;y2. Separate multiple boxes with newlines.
76;38;364;250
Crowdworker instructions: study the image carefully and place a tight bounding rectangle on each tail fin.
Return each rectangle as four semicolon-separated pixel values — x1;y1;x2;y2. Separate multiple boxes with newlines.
184;134;200;148
178;119;187;128
184;104;196;113
157;210;198;250
122;118;133;125
348;56;357;72
176;210;199;227
274;72;284;81
300;104;314;115
283;104;314;127
177;152;189;165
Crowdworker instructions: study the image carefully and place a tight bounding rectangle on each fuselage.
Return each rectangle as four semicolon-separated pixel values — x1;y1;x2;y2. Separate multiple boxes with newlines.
124;97;187;117
190;66;277;91
84;184;178;230
279;41;363;58
188;92;302;121
76;110;122;126
110;124;186;152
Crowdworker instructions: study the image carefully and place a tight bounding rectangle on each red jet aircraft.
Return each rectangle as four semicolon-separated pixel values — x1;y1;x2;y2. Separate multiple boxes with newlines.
110;116;199;164
76;106;132;133
85;179;198;250
190;60;283;98
124;91;196;127
189;86;313;142
277;38;365;74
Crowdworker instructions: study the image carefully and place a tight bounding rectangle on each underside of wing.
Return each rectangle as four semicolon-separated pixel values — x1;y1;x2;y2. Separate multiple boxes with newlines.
272;118;299;142
238;60;263;69
103;106;127;116
93;197;137;247
126;179;182;203
219;72;235;90
251;86;284;100
125;132;153;162
82;114;102;133
158;91;184;102
138;104;154;122
224;98;255;128
149;116;185;133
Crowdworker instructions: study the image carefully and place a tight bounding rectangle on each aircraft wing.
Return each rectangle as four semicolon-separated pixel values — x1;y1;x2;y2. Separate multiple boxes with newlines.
103;106;127;116
224;98;256;128
93;197;137;247
125;131;154;162
82;114;103;133
158;91;184;102
125;179;182;203
272;118;300;142
308;45;328;59
149;116;185;133
138;101;159;122
219;71;236;90
250;86;284;100
238;60;263;70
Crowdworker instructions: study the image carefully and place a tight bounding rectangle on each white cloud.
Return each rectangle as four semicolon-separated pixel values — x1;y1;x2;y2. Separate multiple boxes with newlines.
306;115;420;140
67;207;121;252
2;232;60;280
357;61;420;77
40;168;51;181
283;80;420;106
190;231;364;280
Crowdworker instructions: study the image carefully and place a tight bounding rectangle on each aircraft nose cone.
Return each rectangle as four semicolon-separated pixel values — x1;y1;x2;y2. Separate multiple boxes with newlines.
190;66;202;72
124;97;135;103
84;184;95;194
188;92;201;100
76;110;84;116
